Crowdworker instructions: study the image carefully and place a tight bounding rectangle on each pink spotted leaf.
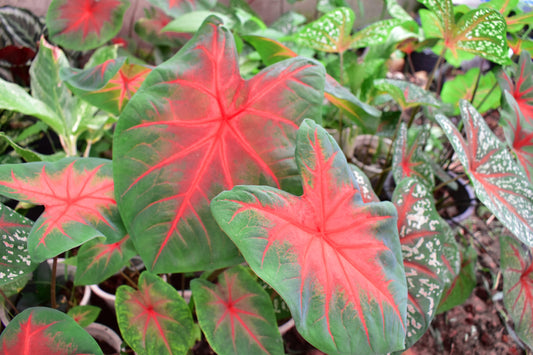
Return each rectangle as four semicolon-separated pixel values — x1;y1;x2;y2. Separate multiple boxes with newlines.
211;119;407;354
67;305;101;328
113;17;325;273
0;158;126;264
191;266;284;355
46;0;129;51
116;272;195;354
435;101;533;247
0;307;103;354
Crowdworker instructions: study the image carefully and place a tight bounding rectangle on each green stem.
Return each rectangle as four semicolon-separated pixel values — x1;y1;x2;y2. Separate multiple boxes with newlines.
338;51;346;150
51;256;57;309
469;66;482;106
0;288;18;315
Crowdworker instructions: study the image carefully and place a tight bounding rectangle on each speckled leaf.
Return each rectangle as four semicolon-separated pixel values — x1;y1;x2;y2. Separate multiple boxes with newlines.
480;0;533;33
147;0;216;18
351;19;403;49
349;163;380;203
191;266;284;355
116;272;195;355
0;158;126;264
46;0;129;51
501;92;533;183
0;307;103;354
0;203;34;299
211;119;407;355
392;124;434;189
392;177;458;347
74;234;137;285
501;235;533;349
499;51;533;123
374;79;441;110
113;17;324;273
67;305;101;328
435;101;533;246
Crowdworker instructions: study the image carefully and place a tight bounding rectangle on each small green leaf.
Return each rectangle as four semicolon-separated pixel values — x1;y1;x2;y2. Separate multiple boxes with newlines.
68;305;101;328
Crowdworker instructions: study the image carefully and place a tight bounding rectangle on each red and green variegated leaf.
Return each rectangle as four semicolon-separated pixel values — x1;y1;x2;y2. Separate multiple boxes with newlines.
508;36;533;56
392;177;458;347
501;92;533;183
244;35;381;133
74;234;137;285
67;305;101;328
500;51;533;123
116;272;195;355
437;244;477;313
296;7;355;53
501;235;533;348
0;307;103;354
135;8;192;47
435;101;533;246
0;203;34;299
481;0;533;33
191;266;284;355
147;0;216;18
350;19;403;49
0;158;126;264
441;67;501;115
46;0;129;51
113;17;325;273
392;124;434;189
374;78;441;110
211;119;407;355
62;58;152;116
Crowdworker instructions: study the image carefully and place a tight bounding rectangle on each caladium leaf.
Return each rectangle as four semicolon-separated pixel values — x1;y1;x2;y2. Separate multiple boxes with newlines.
480;0;533;33
147;0;217;18
113;17;325;273
501;92;533;183
0;157;126;264
350;19;404;49
500;51;533;123
508;35;533;56
116;272;195;355
211;119;407;355
191;266;284;355
373;79;441;110
74;234;137;285
418;0;508;66
61;58;152;116
392;177;458;347
46;0;129;51
435;101;533;246
0;307;103;354
68;305;101;328
135;8;192;47
500;235;533;348
349;163;380;203
0;203;34;299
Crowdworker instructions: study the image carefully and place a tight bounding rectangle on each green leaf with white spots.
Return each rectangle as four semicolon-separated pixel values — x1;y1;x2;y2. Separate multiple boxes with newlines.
374;79;441;110
351;19;403;49
435;101;533;247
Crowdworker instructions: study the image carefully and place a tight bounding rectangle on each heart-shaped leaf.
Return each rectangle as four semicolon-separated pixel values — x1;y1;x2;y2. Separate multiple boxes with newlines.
0;203;34;299
499;51;533;124
0;307;103;354
46;0;129;51
0;158;125;264
435;101;533;247
500;235;533;349
211;119;407;354
147;0;217;18
74;234;137;285
373;78;441;110
501;91;533;183
68;305;101;328
480;0;533;33
191;266;284;355
116;272;195;355
392;177;459;347
113;17;325;273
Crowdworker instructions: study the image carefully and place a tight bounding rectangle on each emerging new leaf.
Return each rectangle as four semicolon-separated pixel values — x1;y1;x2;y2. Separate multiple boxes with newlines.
500;51;533;123
211;119;407;354
191;266;284;355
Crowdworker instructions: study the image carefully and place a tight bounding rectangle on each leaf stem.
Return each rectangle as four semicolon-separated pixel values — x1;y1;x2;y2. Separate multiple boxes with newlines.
0;288;18;315
338;51;345;149
120;270;138;290
51;256;57;309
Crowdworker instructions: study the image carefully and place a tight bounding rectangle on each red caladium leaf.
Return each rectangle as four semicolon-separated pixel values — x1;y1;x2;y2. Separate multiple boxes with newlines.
113;17;325;273
67;305;101;328
0;203;35;299
147;0;216;17
0;158;126;264
435;101;533;247
191;266;284;355
62;58;152;116
500;51;533;124
46;0;129;51
392;177;459;347
501;92;533;183
0;307;103;354
135;8;192;47
116;272;195;354
501;235;533;348
211;119;407;354
74;234;137;285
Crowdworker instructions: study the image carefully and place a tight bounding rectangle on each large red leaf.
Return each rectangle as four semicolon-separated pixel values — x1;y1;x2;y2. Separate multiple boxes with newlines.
0;307;103;354
116;272;195;354
113;17;325;273
211;119;407;354
435;101;533;247
191;266;284;355
501;235;533;348
0;158;126;264
46;0;129;51
500;51;533;125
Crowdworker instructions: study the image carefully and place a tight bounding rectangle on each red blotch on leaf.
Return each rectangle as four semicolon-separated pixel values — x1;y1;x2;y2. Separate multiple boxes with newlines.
1;313;62;355
57;0;123;39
